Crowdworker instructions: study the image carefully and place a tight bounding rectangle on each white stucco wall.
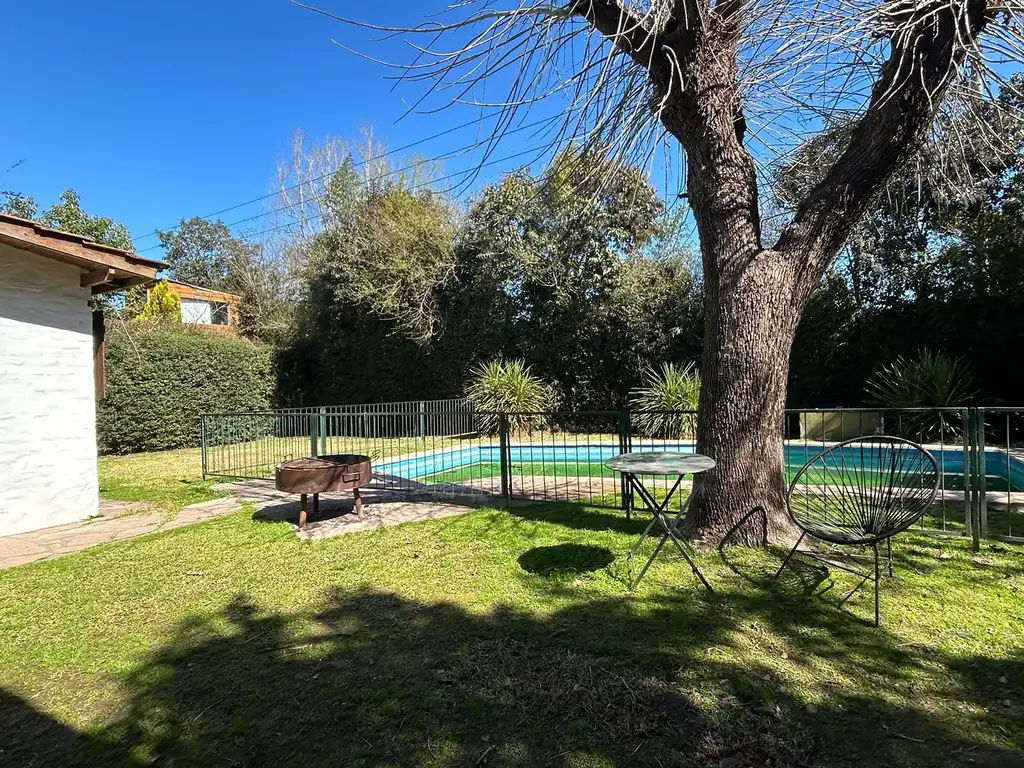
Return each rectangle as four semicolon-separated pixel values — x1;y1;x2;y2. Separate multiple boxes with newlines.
0;243;99;535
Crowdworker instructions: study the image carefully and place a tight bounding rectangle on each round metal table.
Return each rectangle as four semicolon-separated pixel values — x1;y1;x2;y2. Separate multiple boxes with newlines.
604;452;715;591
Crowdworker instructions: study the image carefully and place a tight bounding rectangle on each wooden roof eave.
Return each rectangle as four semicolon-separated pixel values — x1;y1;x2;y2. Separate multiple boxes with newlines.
0;217;165;293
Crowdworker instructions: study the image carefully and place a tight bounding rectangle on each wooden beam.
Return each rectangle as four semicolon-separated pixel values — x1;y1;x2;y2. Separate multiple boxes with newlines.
0;223;164;278
81;267;115;288
93;310;107;401
90;275;154;296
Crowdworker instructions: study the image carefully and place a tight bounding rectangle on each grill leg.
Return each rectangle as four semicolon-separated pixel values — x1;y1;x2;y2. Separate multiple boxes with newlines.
313;493;320;519
299;494;307;528
354;487;364;520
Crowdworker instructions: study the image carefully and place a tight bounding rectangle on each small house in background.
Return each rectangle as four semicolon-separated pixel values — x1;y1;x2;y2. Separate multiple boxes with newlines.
0;213;164;536
156;280;241;335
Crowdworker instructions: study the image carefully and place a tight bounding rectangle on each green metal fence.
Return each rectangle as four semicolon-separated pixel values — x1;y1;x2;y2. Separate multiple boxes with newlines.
200;403;1024;546
970;407;1024;545
201;398;474;480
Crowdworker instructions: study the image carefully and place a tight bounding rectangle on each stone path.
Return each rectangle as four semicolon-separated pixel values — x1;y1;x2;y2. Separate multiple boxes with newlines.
0;472;641;570
0;497;241;569
0;480;499;569
218;480;491;541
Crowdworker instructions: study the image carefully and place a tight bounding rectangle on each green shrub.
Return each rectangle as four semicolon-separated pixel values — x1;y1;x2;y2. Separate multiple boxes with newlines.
97;323;273;454
136;279;182;323
864;348;977;440
465;359;555;434
629;362;700;439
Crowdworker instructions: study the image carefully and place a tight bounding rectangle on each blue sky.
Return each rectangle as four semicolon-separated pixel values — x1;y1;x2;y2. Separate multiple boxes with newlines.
2;0;601;254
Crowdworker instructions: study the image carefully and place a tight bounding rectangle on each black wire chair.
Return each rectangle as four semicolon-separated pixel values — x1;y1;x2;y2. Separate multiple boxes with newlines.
774;436;940;626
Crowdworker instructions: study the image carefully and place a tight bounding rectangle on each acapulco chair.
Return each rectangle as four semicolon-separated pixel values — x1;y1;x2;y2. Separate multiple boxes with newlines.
774;436;940;626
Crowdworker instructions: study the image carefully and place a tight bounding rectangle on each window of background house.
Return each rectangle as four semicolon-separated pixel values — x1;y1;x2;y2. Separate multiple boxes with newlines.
211;302;230;325
180;298;212;324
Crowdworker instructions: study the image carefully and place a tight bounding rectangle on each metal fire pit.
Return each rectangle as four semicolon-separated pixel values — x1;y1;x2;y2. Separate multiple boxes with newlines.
274;454;372;527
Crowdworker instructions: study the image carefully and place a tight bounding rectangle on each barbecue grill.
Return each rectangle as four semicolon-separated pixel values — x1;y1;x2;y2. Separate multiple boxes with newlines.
274;454;372;527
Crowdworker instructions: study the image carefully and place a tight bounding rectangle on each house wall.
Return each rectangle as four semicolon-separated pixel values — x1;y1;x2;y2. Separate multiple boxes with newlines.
0;243;99;535
162;282;240;334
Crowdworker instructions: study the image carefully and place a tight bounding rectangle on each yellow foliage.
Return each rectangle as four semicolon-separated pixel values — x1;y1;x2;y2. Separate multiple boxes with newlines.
137;279;182;323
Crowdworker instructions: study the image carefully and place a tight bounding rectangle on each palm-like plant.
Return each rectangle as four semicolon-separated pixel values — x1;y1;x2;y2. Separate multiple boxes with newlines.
465;359;555;434
864;349;978;440
629;362;701;439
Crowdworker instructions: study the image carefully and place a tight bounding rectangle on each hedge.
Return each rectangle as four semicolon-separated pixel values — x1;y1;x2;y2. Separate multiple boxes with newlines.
97;322;274;454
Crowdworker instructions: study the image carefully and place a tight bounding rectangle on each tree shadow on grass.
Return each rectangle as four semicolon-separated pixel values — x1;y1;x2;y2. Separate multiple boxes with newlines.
518;543;615;576
0;689;81;767
3;580;1022;768
507;501;649;536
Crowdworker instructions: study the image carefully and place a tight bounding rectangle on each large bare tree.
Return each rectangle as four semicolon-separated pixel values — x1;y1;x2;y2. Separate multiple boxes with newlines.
296;0;1024;544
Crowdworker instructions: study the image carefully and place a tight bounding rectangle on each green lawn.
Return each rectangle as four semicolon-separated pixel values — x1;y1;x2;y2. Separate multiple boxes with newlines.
2;470;1023;766
98;447;224;516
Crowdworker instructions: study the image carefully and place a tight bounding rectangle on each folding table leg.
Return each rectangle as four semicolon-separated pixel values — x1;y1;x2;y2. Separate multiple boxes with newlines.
659;515;714;593
631;534;669;588
626;474;713;593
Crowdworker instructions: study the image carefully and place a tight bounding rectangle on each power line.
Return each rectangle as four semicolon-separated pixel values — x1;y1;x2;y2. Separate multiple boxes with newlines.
218;115;557;231
191;144;545;248
131;111;509;244
135;113;561;253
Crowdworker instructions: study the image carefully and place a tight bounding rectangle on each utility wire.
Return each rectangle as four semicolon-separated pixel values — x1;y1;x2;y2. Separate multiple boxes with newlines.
211;114;556;234
143;144;545;251
131;111;509;244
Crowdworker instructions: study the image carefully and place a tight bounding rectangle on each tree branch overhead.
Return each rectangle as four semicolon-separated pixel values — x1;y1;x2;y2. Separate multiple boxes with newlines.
299;0;1024;544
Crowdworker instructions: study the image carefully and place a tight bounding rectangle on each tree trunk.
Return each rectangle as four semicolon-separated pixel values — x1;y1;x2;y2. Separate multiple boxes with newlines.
681;250;803;547
569;0;988;548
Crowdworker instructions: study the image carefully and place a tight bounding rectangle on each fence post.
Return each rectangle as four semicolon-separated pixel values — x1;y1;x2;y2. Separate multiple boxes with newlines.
966;408;982;552
310;413;319;458
618;410;632;518
419;400;427;438
200;415;208;480
319;407;328;456
976;407;988;542
499;412;510;506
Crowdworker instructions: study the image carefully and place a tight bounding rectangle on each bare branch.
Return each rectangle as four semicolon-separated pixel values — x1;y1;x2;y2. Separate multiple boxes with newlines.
298;0;1024;271
776;0;992;278
572;1;665;66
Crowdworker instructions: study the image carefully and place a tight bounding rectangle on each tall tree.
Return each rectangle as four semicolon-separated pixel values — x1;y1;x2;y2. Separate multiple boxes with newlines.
0;192;37;220
451;147;696;409
1;188;132;249
277;132;455;343
301;0;1024;544
158;217;289;340
157;217;240;289
304;175;457;343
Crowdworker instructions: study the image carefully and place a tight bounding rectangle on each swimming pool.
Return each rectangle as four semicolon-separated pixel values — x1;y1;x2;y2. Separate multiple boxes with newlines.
376;442;1024;492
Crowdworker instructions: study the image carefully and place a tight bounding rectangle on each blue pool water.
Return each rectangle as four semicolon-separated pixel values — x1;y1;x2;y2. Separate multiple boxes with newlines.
375;442;1024;490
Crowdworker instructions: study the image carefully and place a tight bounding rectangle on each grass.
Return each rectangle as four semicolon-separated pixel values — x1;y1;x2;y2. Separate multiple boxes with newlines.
98;447;223;517
100;435;455;517
1;481;1023;766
